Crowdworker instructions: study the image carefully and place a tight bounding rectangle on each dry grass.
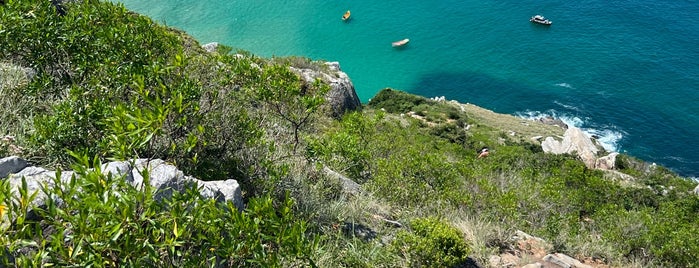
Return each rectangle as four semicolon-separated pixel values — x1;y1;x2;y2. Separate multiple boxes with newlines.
448;101;565;144
0;62;35;154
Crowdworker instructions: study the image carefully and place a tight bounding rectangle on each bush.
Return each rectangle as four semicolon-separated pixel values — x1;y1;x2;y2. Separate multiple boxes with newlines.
0;155;318;267
367;88;431;113
392;217;471;268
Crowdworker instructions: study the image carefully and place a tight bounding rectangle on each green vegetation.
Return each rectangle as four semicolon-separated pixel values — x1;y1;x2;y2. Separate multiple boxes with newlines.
1;0;698;267
392;217;471;267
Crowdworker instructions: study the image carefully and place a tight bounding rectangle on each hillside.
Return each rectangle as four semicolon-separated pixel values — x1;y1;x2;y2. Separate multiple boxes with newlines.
2;1;699;267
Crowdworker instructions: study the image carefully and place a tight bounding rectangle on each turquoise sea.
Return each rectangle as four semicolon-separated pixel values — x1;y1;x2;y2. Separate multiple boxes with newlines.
116;0;699;178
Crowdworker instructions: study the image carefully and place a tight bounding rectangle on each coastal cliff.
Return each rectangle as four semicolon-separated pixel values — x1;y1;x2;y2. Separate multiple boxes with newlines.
1;1;698;267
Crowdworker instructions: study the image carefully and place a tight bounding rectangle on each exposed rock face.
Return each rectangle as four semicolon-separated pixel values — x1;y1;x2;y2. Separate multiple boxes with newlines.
292;62;361;118
595;152;618;170
323;166;361;195
108;159;243;207
541;127;600;169
197;45;361;118
693;184;699;196
1;157;243;216
490;230;596;268
0;156;28;179
538;116;568;129
202;42;219;53
543;253;593;268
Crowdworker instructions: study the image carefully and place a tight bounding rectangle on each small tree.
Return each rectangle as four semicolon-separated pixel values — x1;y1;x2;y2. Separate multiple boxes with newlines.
255;64;329;153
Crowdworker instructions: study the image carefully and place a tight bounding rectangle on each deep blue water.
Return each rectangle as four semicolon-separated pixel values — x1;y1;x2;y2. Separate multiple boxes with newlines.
116;0;699;178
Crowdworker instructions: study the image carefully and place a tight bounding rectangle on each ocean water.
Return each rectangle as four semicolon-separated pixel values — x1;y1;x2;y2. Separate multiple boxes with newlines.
116;0;699;178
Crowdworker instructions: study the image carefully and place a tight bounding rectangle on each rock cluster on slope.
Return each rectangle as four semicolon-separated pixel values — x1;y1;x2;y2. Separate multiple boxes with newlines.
0;156;243;221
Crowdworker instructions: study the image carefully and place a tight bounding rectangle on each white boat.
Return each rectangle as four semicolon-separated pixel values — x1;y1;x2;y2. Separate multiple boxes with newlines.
392;38;409;47
530;15;552;25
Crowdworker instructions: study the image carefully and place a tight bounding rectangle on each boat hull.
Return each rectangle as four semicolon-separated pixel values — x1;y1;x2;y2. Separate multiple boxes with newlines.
392;38;410;47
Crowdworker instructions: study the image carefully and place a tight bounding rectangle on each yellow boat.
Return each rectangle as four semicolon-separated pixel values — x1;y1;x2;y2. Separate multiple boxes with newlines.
342;10;351;21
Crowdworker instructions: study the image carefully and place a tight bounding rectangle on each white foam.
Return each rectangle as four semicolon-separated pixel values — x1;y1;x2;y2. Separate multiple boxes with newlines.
553;100;584;114
515;109;624;153
555;82;574;89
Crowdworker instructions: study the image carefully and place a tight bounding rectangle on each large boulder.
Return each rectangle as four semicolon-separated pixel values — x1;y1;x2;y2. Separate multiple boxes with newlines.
0;156;28;179
201;42;219;53
543;253;592;268
323;166;361;195
541;127;599;169
292;62;361;118
595;152;618;170
105;159;243;209
1;157;244;218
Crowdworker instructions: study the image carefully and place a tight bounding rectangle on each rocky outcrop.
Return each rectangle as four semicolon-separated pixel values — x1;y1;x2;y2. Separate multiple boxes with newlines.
541;127;600;169
543;253;593;268
0;156;28;179
693;184;699;196
323;166;361;195
538;116;568;129
202;42;219;53
489;230;599;268
198;45;361;119
0;157;243;217
292;62;361;118
594;152;618;170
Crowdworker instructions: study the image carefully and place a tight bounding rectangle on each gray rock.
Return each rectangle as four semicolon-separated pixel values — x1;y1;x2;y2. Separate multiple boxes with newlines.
131;159;243;210
538;116;568;129
101;160;134;183
291;61;361;118
323;166;361;194
595;152;618;170
198;179;243;208
202;42;219;53
522;263;543;268
693;184;699;196
543;253;591;268
0;156;28;179
541;127;599;169
2;158;244;219
5;166;72;210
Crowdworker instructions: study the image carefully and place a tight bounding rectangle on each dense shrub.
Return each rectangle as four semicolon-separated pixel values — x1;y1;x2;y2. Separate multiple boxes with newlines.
0;155;318;267
392;217;471;268
3;1;699;266
368;88;431;113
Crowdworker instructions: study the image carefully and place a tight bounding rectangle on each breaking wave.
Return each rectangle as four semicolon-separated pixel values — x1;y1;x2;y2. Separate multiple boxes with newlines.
515;109;624;152
555;82;574;89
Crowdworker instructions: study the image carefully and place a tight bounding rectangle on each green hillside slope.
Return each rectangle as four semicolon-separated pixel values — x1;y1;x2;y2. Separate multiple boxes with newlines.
1;1;698;267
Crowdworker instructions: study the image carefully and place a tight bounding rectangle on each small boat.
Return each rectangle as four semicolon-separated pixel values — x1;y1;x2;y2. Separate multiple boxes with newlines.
342;10;351;21
392;38;410;47
530;15;552;25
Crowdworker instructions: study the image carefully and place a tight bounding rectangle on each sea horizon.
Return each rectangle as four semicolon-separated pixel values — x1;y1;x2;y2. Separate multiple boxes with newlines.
116;0;699;179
